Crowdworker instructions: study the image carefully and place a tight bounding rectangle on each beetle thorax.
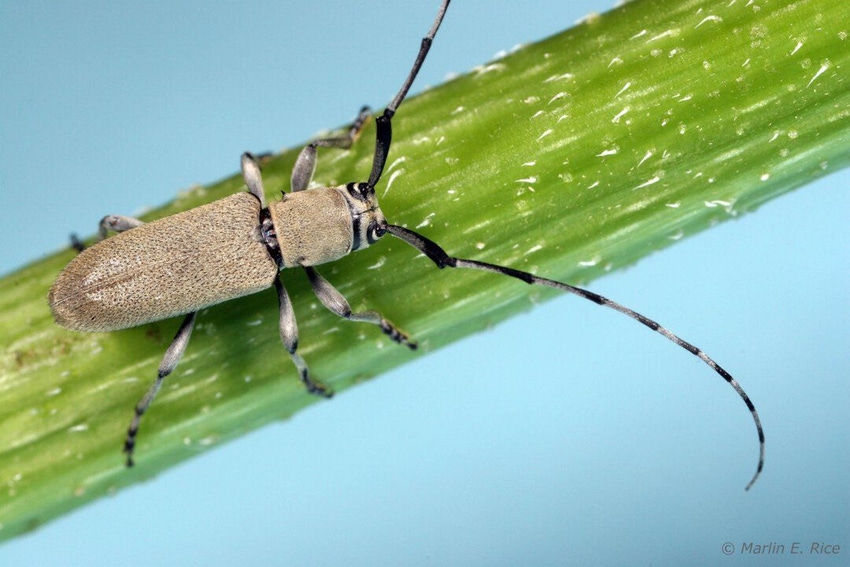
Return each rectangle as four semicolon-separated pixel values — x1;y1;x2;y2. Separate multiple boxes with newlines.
265;183;385;269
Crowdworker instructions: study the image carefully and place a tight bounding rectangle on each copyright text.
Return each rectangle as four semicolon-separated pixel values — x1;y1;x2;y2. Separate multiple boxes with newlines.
722;541;841;556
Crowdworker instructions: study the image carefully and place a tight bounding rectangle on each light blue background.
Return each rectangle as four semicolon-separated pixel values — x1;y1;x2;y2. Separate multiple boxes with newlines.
1;1;847;565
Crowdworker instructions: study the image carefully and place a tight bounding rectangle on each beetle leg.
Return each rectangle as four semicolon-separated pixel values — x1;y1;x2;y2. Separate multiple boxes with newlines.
67;214;143;253
274;275;333;398
240;152;266;207
99;214;144;239
290;145;316;193
69;234;86;252
304;266;417;349
318;105;372;149
291;106;371;193
123;311;197;467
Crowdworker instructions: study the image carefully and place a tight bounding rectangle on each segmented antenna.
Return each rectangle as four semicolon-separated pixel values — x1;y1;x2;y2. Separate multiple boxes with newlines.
385;224;765;490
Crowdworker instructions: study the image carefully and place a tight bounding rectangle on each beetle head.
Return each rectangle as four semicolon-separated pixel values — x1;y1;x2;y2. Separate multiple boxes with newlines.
343;182;388;251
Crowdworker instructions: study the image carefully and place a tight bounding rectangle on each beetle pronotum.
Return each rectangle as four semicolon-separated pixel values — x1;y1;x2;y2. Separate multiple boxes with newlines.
48;0;764;489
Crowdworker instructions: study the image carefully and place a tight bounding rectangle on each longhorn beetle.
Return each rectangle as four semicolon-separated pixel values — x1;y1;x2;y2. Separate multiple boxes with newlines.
48;0;764;489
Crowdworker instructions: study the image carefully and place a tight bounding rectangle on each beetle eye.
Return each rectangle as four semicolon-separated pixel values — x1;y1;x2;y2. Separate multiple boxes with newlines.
367;222;385;244
347;182;373;202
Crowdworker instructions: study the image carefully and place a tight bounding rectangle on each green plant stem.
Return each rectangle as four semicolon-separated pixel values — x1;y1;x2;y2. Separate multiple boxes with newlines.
1;0;847;541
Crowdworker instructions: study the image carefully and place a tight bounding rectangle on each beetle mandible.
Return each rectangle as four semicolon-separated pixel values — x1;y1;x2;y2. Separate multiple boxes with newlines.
48;0;764;489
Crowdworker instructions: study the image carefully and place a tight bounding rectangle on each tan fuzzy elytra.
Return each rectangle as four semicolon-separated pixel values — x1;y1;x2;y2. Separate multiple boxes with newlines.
49;192;277;332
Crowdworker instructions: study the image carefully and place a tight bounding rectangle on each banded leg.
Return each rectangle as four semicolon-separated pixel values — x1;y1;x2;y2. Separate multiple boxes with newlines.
274;275;333;397
69;234;86;252
304;266;417;349
99;214;144;239
241;152;267;206
71;214;144;252
123;311;197;467
291;106;372;192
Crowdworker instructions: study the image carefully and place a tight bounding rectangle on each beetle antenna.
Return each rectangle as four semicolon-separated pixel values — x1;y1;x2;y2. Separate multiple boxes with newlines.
367;0;451;189
384;223;765;491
